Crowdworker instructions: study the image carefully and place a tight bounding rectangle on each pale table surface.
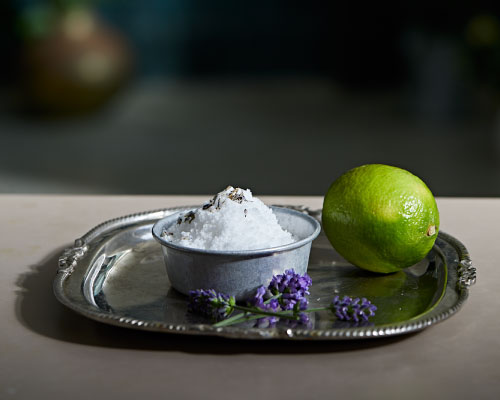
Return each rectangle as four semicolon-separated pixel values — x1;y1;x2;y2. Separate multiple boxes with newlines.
0;195;499;400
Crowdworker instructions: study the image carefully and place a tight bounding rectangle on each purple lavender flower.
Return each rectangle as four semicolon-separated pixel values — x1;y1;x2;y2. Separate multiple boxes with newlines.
248;286;280;327
188;289;235;321
268;269;312;311
284;311;311;329
330;296;377;322
293;298;309;312
248;286;268;308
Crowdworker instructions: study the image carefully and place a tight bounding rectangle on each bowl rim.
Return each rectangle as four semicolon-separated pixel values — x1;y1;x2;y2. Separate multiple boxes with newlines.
152;205;321;256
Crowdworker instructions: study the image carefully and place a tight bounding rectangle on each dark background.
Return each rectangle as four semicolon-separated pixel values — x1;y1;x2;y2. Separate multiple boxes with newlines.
1;1;500;196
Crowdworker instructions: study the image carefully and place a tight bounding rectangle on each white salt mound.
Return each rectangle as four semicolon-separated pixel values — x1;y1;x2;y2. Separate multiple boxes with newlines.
162;186;294;251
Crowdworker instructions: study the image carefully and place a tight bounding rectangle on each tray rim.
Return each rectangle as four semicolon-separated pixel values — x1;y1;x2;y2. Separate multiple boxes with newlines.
53;206;476;340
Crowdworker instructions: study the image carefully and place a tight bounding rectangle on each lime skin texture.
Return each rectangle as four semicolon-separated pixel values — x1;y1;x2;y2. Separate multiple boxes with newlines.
322;164;440;273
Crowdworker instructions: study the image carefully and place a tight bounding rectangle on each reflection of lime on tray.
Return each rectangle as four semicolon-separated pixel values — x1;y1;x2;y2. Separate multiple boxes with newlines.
324;267;443;325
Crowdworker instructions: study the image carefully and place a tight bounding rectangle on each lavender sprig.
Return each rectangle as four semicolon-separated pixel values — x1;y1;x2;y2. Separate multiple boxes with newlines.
187;272;377;328
188;289;235;322
214;269;313;327
330;296;377;322
189;288;302;328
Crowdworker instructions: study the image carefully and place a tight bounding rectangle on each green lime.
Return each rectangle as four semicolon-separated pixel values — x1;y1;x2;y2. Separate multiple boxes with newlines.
322;164;439;273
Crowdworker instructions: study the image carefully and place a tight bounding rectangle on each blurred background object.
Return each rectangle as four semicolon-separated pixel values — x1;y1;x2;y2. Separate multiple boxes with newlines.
19;0;132;114
1;1;500;196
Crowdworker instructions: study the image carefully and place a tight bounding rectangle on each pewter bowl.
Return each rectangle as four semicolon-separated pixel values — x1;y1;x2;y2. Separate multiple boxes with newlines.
152;206;321;300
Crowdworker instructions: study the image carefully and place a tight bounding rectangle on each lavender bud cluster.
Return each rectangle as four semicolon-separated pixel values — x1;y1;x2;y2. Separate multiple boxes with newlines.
247;286;280;327
248;269;312;326
268;269;312;311
188;289;235;321
330;296;377;322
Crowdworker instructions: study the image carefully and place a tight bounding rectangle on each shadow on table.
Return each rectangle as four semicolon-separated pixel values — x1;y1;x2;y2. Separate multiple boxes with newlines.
15;247;417;354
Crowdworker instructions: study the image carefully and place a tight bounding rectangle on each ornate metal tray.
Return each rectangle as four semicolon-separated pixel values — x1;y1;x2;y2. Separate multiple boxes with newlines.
53;206;476;340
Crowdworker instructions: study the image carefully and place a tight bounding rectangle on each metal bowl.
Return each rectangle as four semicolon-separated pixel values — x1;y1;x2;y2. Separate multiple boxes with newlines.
152;206;321;300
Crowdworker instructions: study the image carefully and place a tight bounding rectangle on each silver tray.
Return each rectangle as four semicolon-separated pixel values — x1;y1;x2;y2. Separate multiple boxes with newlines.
53;206;476;340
